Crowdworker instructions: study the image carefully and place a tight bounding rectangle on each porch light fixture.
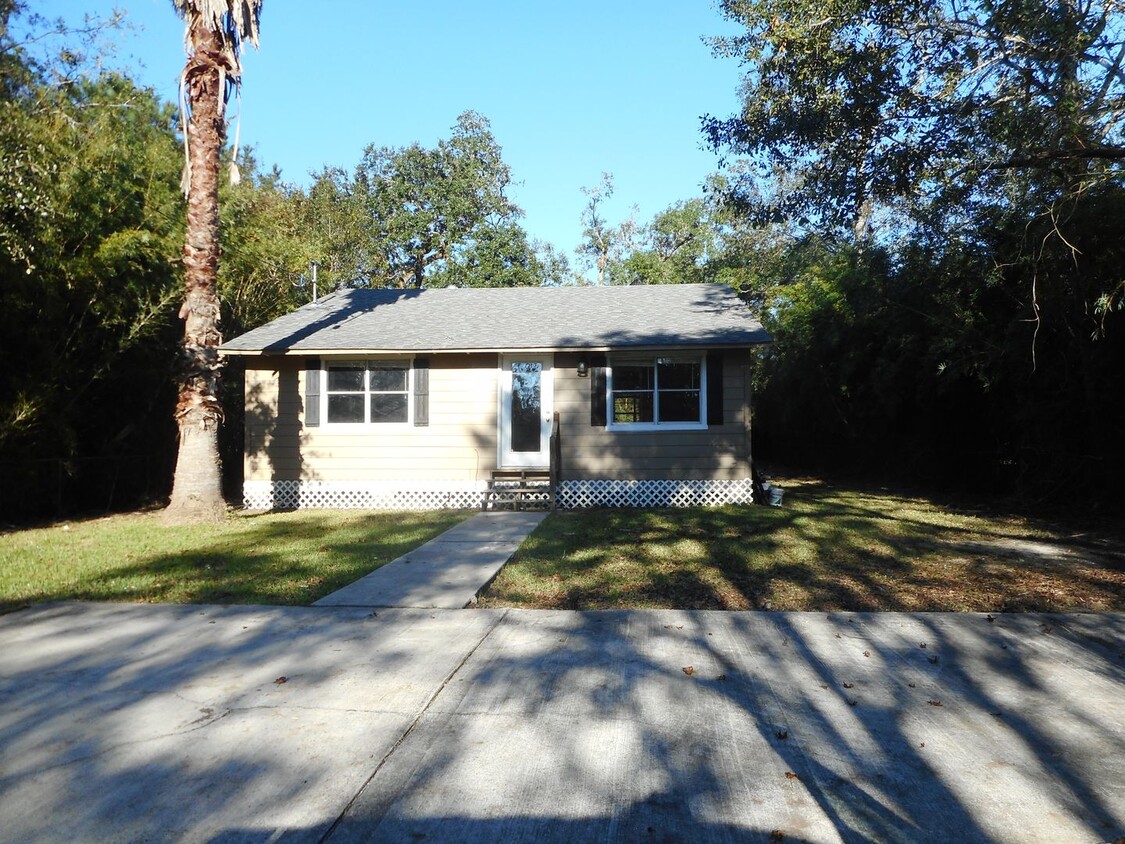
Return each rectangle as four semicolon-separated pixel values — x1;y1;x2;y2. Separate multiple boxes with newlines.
577;359;589;378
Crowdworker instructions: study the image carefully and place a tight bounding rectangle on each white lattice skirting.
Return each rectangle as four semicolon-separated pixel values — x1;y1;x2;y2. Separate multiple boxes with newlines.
243;478;754;510
242;480;490;511
557;478;754;508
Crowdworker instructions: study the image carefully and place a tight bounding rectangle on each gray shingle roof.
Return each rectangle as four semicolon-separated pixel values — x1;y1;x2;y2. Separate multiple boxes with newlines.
219;283;771;354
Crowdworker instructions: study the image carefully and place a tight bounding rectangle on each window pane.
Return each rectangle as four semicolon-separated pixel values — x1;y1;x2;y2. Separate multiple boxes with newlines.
616;369;657;396
612;364;656;425
370;394;408;423
327;394;364;423
614;365;654;391
327;366;364;391
659;390;700;422
657;359;700;390
510;362;542;452
368;366;407;392
613;393;654;424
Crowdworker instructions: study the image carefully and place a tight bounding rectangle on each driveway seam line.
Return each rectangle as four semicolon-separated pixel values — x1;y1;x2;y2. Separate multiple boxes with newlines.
317;607;510;842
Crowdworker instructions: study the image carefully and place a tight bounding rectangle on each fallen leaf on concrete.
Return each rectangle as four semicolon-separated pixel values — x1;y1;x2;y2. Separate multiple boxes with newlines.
274;676;288;685
682;666;695;676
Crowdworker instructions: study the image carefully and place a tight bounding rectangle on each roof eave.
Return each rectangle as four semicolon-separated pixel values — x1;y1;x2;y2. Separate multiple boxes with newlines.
220;339;771;356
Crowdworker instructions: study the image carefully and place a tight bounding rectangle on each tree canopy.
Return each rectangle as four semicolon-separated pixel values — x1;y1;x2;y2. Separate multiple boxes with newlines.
305;111;548;290
705;0;1125;241
0;68;185;517
696;0;1125;506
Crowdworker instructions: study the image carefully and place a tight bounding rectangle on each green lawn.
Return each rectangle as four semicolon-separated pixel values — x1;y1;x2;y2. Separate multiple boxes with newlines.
479;479;1125;612
0;509;469;612
6;480;1122;615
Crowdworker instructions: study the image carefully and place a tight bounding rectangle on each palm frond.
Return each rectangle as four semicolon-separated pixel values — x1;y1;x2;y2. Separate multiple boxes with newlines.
172;0;261;69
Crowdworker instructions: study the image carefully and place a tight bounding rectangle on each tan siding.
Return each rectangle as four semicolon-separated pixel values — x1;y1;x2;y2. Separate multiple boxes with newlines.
245;353;499;482
244;359;302;481
244;350;752;484
553;349;751;480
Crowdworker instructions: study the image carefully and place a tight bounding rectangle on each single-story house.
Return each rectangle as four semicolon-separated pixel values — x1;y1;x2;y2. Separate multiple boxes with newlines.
219;283;771;510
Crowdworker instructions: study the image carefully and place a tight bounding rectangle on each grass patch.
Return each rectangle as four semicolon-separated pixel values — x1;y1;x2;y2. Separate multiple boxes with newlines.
480;479;1125;612
0;509;469;612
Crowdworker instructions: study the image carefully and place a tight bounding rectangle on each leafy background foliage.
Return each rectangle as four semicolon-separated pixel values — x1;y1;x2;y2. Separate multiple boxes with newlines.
1;0;1121;522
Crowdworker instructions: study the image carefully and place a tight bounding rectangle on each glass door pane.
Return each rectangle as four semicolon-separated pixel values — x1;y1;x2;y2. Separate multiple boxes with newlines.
510;362;542;452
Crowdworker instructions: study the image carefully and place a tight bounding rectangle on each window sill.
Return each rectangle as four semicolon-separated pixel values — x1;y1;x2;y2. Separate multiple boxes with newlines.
310;421;414;430
606;422;707;432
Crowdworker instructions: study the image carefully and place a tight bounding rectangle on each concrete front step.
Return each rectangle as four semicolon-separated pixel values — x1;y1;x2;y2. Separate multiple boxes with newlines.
484;488;553;511
486;470;554;511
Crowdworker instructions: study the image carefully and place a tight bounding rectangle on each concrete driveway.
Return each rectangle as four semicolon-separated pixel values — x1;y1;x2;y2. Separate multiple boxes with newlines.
1;602;1122;843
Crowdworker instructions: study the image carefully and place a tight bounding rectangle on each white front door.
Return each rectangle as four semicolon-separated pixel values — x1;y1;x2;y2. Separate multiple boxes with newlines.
499;355;553;468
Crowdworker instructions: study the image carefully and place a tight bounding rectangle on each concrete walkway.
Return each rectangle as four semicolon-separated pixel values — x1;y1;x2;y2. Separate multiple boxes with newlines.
1;602;1122;843
314;511;547;609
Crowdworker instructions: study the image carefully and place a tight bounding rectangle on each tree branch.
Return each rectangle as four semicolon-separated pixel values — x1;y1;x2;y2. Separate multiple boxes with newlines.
988;146;1125;169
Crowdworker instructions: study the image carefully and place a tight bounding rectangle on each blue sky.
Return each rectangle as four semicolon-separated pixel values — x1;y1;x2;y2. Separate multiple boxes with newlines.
35;1;745;257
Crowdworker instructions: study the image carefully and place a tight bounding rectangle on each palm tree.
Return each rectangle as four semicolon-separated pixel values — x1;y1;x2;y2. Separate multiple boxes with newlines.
164;0;260;522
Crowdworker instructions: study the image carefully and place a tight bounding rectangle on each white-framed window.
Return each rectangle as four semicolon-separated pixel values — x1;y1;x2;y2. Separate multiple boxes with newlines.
607;355;706;430
324;360;411;425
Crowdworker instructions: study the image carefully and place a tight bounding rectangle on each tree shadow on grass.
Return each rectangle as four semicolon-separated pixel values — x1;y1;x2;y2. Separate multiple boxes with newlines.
1;510;469;611
486;487;1124;613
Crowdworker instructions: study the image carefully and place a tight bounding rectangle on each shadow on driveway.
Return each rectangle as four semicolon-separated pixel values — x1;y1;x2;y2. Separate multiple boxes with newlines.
0;603;1121;842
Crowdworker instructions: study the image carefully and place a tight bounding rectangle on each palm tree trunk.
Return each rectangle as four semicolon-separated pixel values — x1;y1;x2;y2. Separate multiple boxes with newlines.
164;23;227;523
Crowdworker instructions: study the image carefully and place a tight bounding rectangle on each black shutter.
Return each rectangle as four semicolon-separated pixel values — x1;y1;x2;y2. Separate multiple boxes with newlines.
590;355;607;427
413;357;430;427
707;351;724;427
305;357;321;427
